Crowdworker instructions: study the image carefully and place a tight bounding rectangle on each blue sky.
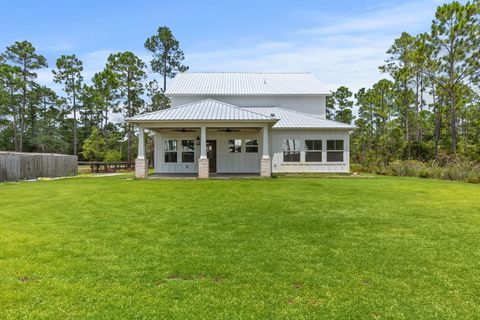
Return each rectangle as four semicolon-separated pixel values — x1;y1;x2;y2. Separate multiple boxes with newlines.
1;0;455;93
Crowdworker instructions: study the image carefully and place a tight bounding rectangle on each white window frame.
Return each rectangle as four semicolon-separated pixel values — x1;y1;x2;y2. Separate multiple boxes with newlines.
326;139;344;163
181;140;195;163
164;140;178;163
305;140;323;162
283;139;301;162
228;139;242;153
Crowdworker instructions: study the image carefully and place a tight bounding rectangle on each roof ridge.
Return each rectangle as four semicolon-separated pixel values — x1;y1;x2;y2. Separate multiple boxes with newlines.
128;99;276;121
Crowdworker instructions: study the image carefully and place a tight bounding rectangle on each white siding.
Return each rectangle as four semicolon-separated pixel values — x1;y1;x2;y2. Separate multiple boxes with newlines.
170;95;326;117
270;130;350;173
154;129;262;174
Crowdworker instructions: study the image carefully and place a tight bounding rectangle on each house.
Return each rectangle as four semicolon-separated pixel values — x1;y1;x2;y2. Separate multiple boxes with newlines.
127;72;355;178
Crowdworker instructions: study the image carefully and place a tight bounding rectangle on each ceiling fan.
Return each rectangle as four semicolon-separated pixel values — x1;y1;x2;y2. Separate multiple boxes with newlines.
171;128;196;132
217;128;241;133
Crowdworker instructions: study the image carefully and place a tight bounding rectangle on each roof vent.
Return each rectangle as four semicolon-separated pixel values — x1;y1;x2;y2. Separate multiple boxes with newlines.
270;113;275;117
263;79;267;84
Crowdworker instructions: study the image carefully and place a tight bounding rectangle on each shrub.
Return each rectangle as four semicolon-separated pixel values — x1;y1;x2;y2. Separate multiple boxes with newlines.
354;159;480;184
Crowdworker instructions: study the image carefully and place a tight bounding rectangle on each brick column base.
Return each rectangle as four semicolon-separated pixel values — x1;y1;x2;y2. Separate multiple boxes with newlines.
135;158;148;178
260;157;271;177
198;158;209;179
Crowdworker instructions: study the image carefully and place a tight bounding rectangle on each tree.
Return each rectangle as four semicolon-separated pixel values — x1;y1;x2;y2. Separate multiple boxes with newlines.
106;52;146;162
329;86;355;124
82;127;106;161
2;41;47;151
52;55;83;155
0;63;22;150
145;79;170;111
380;32;416;158
144;26;188;91
430;1;480;153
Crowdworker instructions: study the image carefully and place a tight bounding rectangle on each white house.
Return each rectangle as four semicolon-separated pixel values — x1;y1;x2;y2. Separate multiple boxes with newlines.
127;72;355;178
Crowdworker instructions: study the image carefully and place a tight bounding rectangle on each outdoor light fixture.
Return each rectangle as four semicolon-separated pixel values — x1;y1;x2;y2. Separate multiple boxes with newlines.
195;136;200;145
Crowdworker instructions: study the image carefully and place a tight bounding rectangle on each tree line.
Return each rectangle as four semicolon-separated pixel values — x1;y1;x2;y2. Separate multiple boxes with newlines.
1;1;479;166
0;26;188;162
327;0;480;164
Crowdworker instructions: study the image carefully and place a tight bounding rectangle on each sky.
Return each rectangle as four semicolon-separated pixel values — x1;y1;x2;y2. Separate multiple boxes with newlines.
0;0;455;94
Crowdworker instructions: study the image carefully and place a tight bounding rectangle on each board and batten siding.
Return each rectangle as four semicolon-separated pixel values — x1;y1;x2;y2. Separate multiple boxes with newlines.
153;129;263;174
170;95;327;117
0;152;78;182
270;130;350;173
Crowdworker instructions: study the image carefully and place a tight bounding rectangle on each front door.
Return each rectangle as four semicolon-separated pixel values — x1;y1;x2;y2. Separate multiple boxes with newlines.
206;140;217;172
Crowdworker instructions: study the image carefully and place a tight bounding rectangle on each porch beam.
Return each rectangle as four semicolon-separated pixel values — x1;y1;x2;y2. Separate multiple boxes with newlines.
138;127;145;159
200;126;207;159
262;125;269;159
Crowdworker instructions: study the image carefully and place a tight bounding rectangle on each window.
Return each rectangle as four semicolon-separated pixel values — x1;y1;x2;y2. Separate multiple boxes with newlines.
283;139;300;162
164;140;177;163
327;140;344;162
228;139;242;153
305;140;322;162
245;139;258;153
181;140;194;163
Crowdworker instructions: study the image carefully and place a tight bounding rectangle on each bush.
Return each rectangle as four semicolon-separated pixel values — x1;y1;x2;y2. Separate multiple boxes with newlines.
103;149;122;162
353;159;480;184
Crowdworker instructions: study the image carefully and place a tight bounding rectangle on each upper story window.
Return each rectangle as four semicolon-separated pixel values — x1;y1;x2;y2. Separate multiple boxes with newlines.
327;140;344;162
181;140;194;163
245;139;258;153
228;139;242;153
283;139;300;162
164;140;177;163
305;140;322;162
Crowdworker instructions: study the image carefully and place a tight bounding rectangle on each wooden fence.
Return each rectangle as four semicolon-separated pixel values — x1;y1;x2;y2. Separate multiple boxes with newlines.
0;152;78;182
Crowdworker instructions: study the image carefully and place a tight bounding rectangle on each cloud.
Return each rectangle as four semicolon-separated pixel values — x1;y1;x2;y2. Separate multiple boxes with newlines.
184;0;444;93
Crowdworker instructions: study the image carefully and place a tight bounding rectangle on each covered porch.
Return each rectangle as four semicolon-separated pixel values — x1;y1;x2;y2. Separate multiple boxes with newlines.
134;123;273;179
127;100;277;179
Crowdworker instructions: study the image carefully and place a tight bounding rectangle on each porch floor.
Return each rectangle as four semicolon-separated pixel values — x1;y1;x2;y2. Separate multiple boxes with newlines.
148;173;261;179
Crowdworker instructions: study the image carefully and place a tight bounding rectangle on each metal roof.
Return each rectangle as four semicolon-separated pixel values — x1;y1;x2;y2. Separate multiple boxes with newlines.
127;99;277;122
165;72;330;96
246;107;355;129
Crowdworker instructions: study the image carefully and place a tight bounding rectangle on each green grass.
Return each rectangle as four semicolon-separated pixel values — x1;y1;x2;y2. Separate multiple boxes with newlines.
1;175;480;319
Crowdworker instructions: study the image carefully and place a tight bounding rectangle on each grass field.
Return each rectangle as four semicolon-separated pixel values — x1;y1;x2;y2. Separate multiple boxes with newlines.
1;175;480;319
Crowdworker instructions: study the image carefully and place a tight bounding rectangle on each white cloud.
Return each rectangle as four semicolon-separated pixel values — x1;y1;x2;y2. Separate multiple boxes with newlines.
184;0;445;93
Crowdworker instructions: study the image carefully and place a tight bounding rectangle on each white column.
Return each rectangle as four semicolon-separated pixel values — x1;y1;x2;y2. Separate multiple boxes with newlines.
138;127;145;159
200;126;207;159
262;125;269;159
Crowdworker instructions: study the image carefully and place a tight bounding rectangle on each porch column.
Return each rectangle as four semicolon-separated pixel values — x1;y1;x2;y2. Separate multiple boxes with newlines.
135;127;148;178
260;125;271;177
198;126;209;178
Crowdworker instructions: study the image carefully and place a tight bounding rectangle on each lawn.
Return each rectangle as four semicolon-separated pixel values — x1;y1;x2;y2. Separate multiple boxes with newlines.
1;175;480;319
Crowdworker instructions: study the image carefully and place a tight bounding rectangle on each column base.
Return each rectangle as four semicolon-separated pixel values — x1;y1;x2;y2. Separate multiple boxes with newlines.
198;158;209;179
135;158;148;178
260;157;271;177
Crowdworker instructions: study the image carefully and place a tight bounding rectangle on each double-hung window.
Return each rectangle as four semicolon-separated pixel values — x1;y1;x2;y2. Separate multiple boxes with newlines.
181;140;194;163
283;139;300;162
164;140;177;163
228;139;242;153
245;139;258;153
305;140;322;162
327;140;344;162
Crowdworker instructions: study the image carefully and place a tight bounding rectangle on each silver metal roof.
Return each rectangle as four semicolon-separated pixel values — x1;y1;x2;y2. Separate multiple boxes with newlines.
246;107;355;129
127;99;277;122
165;72;330;96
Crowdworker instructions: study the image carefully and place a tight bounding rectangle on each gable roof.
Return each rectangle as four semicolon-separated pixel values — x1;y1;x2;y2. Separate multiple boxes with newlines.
165;72;329;96
246;107;355;129
127;99;277;122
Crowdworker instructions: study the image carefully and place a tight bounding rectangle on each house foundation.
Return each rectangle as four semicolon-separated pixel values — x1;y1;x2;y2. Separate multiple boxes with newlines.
135;158;148;178
198;158;209;178
260;157;271;177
